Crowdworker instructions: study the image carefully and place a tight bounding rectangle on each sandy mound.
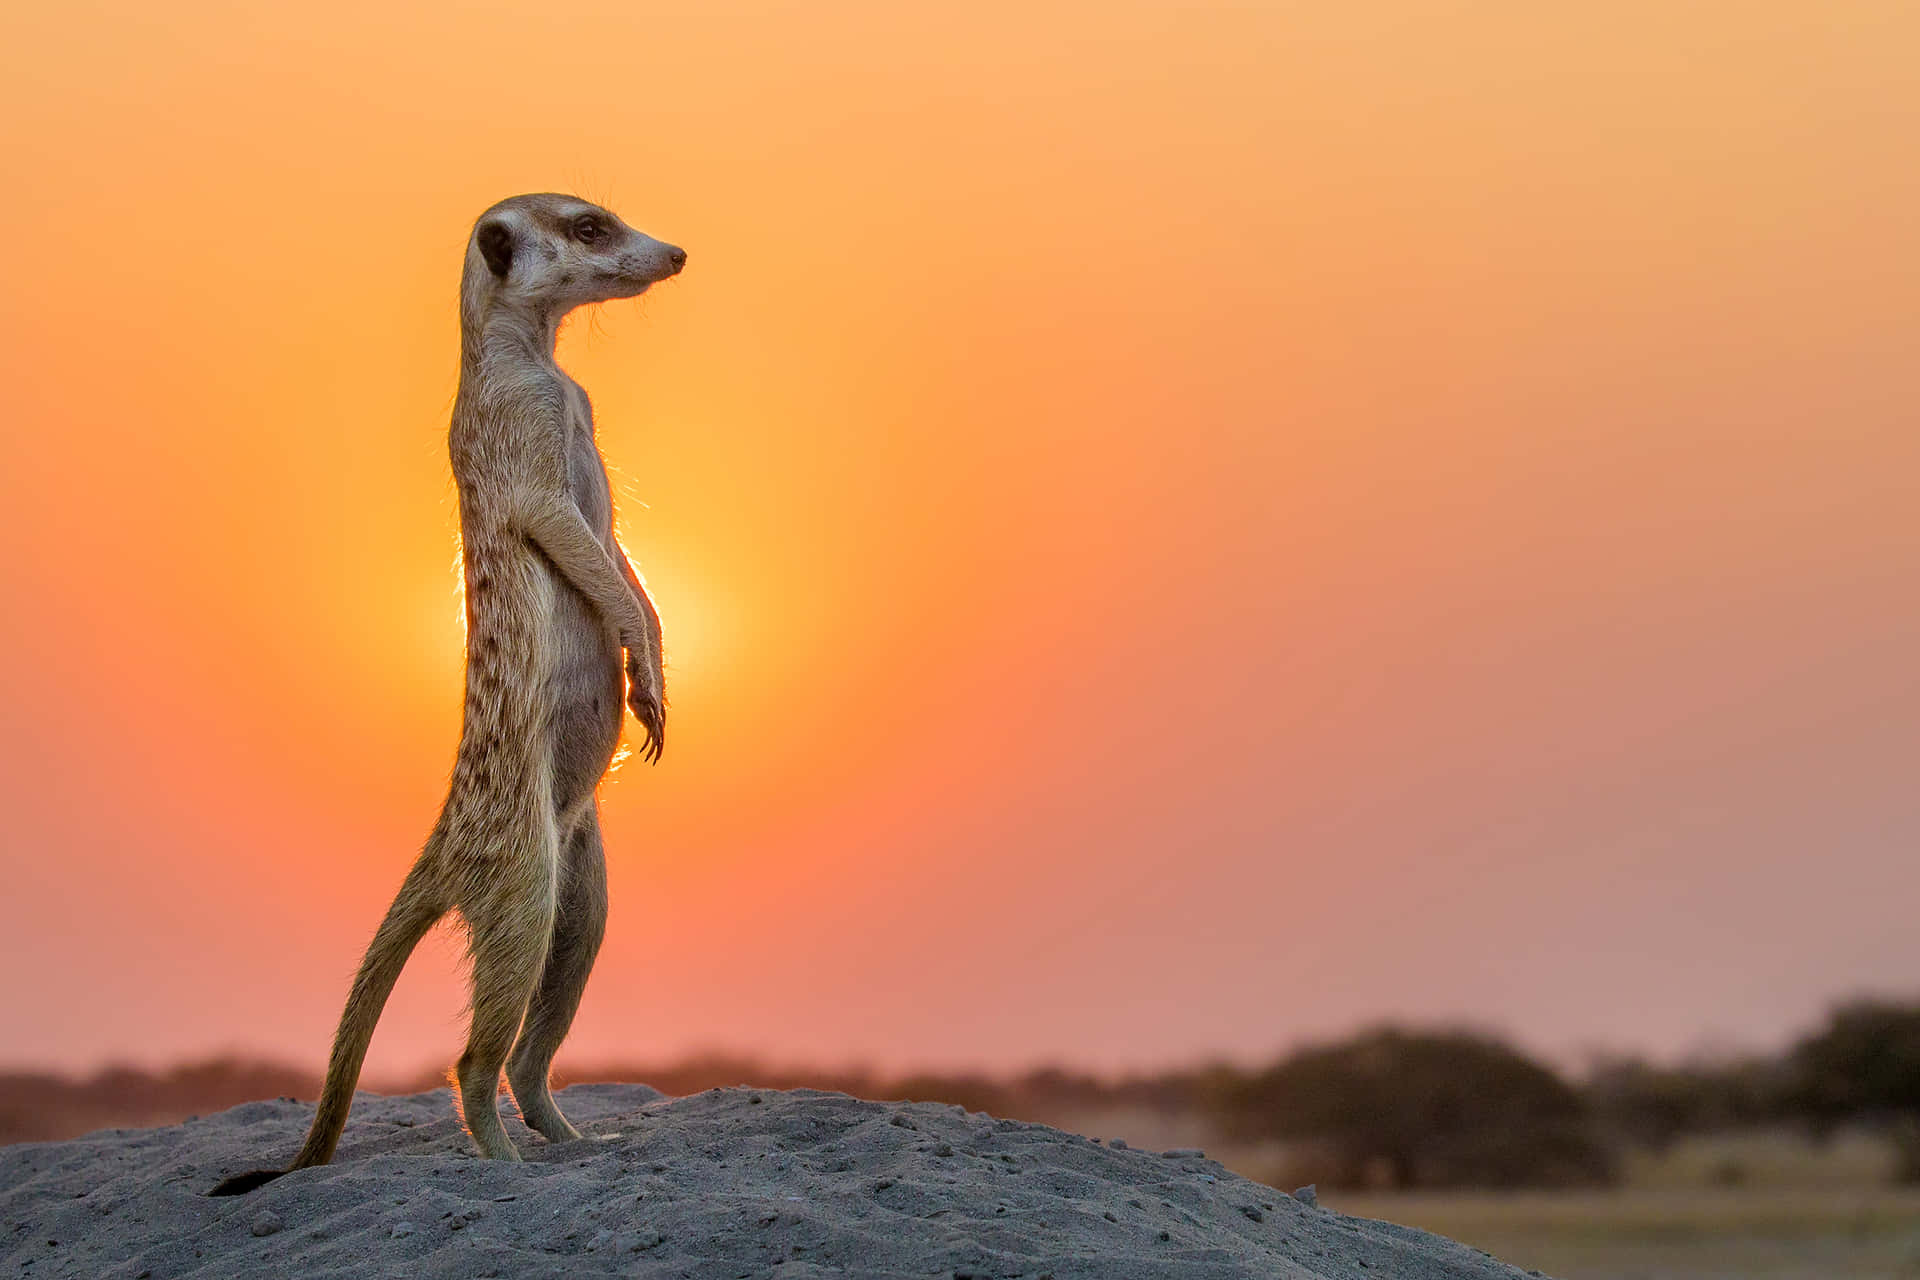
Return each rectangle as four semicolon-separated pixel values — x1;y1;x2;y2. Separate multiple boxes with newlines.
1;1084;1546;1278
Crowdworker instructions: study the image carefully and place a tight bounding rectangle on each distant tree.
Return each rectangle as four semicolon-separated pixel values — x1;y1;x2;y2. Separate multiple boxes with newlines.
1787;999;1920;1122
1785;997;1920;1179
1584;1052;1788;1151
1219;1027;1615;1190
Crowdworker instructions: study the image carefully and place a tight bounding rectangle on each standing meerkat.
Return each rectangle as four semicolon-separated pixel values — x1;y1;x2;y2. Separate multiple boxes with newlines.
211;193;685;1195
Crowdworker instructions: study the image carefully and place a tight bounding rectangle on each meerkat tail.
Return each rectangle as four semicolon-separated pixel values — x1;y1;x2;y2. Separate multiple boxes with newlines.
291;871;446;1166
209;860;448;1196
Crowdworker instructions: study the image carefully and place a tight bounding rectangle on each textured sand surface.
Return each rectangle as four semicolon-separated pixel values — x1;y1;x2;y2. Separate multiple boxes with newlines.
1;1084;1548;1278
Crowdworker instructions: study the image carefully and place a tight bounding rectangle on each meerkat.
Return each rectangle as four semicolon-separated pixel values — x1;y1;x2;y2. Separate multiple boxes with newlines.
210;194;684;1195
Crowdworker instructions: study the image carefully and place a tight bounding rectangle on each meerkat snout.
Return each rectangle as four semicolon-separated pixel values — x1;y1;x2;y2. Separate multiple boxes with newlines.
470;196;686;310
620;236;686;286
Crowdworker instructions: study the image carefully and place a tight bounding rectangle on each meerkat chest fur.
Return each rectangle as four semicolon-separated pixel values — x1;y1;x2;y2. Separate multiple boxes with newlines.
558;380;615;541
540;380;628;807
453;364;625;817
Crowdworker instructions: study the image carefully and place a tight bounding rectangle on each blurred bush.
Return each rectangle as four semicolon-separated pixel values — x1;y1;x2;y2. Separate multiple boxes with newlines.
1784;1000;1920;1128
1211;1027;1615;1190
1781;998;1920;1182
1585;1052;1787;1152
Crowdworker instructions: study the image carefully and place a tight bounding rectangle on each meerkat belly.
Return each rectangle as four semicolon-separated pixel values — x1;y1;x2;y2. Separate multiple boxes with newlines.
541;427;626;808
543;578;622;784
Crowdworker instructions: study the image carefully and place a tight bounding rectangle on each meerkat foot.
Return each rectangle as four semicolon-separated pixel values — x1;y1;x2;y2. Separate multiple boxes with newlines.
457;1078;526;1163
507;1057;581;1142
518;1092;585;1144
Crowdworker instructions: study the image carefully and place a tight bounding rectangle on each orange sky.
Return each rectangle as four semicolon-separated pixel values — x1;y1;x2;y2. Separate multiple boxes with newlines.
2;0;1917;1076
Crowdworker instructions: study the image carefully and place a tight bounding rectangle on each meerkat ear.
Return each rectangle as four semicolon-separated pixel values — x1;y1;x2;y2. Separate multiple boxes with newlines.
476;220;516;278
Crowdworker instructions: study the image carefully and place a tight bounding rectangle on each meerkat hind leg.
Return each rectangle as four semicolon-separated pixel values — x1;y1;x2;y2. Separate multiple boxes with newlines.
453;833;559;1161
507;809;609;1143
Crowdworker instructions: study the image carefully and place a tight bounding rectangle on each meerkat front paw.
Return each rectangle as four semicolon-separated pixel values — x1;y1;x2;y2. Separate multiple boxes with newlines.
624;653;665;763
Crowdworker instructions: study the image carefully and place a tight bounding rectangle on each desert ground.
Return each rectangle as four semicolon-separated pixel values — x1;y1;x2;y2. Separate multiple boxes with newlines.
1333;1125;1920;1280
1021;1104;1920;1280
1;1084;1543;1279
1331;1186;1920;1280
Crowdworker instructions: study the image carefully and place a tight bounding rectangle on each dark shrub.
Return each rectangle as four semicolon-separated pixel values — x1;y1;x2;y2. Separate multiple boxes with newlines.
1218;1026;1615;1189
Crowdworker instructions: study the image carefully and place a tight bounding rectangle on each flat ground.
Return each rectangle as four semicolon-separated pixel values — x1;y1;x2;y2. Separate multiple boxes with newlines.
1151;1111;1920;1280
1327;1132;1920;1280
1328;1187;1920;1280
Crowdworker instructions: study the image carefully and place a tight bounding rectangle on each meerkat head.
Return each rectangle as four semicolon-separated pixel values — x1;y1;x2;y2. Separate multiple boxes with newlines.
466;194;685;318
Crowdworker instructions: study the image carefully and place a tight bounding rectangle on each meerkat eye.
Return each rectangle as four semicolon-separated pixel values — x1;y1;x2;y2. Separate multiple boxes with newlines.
572;216;605;244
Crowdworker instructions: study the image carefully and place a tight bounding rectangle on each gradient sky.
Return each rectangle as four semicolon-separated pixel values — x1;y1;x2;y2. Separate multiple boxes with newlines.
2;0;1916;1078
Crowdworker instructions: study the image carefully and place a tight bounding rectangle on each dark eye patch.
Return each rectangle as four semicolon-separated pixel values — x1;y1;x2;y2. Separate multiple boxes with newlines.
572;215;605;244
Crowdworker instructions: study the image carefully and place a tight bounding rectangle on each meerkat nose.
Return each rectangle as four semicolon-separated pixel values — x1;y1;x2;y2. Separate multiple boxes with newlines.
666;246;687;274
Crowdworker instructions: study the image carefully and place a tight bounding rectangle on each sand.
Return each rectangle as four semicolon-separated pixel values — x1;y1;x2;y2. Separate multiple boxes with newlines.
1;1084;1549;1279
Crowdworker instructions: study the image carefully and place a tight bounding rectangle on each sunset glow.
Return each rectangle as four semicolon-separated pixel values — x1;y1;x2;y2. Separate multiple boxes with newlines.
2;0;1917;1079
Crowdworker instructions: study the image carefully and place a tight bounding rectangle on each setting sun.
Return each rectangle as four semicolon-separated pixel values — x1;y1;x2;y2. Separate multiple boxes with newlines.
1;0;1916;1088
